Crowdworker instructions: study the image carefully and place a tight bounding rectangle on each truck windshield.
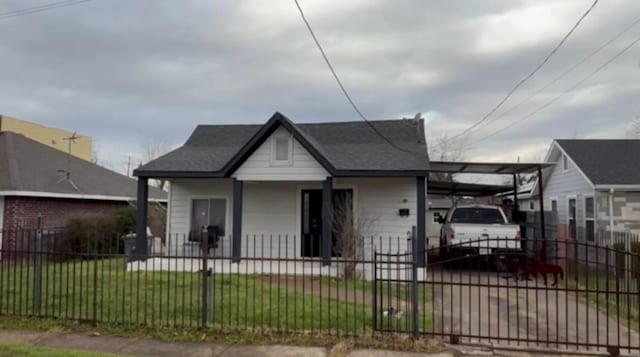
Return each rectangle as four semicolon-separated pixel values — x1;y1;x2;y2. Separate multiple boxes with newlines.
450;207;505;224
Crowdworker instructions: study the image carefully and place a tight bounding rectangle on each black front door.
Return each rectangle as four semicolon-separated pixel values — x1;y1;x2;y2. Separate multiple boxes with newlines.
301;190;323;257
301;189;353;257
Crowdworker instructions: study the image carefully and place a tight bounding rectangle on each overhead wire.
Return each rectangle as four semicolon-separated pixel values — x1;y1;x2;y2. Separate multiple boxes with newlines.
0;0;91;20
447;0;600;143
293;0;414;153
468;33;640;146
466;13;640;140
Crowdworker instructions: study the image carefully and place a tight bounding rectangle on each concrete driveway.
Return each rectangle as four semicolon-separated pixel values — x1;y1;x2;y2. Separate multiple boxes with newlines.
428;269;639;353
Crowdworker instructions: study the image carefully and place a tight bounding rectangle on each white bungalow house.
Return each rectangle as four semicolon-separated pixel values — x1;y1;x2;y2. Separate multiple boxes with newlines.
133;112;430;268
531;139;640;241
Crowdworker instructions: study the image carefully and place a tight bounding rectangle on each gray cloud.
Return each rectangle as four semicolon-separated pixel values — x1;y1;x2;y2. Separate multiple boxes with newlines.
0;0;639;173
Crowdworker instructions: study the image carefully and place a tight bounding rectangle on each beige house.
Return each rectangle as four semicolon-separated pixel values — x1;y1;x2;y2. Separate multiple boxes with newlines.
0;115;92;161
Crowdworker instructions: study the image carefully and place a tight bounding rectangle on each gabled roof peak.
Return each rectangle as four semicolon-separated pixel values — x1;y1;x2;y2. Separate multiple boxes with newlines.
136;111;429;178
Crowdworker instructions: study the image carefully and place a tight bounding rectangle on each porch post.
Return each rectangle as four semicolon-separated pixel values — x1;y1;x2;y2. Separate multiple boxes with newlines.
416;176;426;267
537;166;546;240
512;173;519;223
321;177;333;266
135;177;149;259
232;178;243;263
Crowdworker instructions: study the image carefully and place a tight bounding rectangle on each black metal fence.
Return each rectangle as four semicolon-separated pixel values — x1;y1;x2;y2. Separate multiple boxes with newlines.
0;228;639;354
0;229;416;336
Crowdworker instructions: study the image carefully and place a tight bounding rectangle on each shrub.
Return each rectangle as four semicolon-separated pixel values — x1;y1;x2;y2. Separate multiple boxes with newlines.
55;207;137;259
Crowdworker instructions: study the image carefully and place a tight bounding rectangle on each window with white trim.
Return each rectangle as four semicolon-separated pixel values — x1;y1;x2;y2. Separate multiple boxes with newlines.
270;134;292;166
562;155;568;172
585;196;595;242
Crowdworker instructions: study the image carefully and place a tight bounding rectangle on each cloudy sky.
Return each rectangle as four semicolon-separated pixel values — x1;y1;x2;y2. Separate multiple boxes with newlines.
1;0;639;174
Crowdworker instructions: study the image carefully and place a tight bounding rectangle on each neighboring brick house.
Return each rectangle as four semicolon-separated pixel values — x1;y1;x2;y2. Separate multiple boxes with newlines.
0;131;166;256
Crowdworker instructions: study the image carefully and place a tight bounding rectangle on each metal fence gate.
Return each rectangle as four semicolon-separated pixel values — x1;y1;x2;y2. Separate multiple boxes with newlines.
374;236;640;355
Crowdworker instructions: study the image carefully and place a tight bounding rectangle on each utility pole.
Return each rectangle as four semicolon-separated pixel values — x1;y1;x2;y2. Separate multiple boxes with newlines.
126;156;132;177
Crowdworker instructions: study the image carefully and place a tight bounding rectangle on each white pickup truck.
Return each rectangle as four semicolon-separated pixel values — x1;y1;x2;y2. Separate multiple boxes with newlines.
438;204;521;258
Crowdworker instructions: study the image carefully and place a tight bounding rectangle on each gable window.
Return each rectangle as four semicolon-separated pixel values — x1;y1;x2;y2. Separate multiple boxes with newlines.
585;196;595;242
271;134;292;166
562;154;568;172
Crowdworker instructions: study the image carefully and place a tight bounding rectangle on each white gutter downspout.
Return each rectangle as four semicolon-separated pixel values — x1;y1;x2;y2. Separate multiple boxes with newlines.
608;188;615;246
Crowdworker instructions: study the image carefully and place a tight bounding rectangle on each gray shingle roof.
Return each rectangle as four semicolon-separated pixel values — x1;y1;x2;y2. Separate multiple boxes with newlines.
136;112;429;176
556;139;640;185
0;132;166;200
139;125;262;173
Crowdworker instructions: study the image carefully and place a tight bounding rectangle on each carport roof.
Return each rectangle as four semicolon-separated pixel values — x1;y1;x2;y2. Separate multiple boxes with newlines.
427;180;512;197
429;161;554;175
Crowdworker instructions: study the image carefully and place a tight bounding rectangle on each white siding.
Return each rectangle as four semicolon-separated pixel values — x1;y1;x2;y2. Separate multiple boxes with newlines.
232;127;329;181
337;177;416;257
166;177;418;258
543;145;594;237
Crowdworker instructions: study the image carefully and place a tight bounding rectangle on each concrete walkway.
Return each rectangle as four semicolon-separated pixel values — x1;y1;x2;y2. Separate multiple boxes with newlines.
0;329;449;357
0;329;606;357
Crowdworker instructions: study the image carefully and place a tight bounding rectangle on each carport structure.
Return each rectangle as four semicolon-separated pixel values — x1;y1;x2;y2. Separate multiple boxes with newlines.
428;161;556;230
409;161;640;354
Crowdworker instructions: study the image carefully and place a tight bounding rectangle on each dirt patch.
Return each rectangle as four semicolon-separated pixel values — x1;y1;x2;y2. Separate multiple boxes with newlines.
260;274;411;312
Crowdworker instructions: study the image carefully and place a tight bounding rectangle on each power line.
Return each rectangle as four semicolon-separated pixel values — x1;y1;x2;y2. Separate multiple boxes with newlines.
466;13;640;140
0;0;91;20
292;0;413;153
468;33;640;146
448;0;600;142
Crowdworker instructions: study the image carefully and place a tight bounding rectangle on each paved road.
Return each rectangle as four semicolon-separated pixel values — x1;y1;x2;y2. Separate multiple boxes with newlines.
429;270;639;353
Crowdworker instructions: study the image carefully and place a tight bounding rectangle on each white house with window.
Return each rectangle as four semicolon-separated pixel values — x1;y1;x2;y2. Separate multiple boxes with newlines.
133;112;430;268
531;139;640;242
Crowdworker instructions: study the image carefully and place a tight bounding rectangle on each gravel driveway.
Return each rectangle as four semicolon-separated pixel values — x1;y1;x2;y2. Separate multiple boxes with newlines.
428;269;639;353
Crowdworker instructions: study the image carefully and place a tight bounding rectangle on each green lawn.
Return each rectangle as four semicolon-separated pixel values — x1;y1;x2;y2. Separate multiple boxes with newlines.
0;344;124;357
0;258;431;335
565;263;639;330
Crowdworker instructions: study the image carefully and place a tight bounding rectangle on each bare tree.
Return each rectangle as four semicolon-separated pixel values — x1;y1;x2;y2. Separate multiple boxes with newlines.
140;138;171;190
427;131;467;182
332;198;378;279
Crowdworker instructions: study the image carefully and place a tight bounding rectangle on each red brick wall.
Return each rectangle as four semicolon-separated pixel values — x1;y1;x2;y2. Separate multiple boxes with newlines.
1;196;128;257
2;196;127;230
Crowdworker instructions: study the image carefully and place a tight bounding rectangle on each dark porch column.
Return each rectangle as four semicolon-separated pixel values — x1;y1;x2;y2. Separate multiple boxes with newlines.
537;166;546;240
135;177;149;259
416;176;426;267
512;173;519;223
321;177;333;266
232;178;243;263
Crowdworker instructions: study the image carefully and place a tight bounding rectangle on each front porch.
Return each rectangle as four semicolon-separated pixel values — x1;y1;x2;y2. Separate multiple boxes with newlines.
134;176;428;267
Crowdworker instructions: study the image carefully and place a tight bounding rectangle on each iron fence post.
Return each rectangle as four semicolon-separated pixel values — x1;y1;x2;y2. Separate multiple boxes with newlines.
201;227;209;328
93;233;99;326
33;228;43;316
624;229;631;296
372;250;377;331
411;233;419;339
